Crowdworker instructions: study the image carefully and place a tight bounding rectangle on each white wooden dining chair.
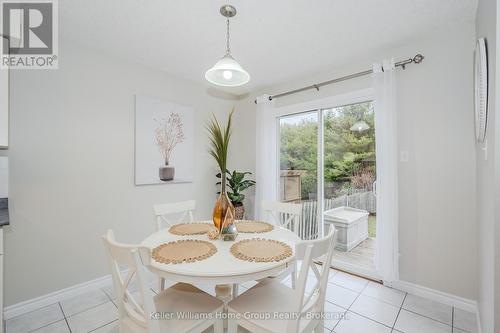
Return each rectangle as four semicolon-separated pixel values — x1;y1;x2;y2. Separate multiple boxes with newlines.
262;200;303;236
153;200;196;231
153;200;196;291
102;230;223;333
261;200;303;288
227;227;337;333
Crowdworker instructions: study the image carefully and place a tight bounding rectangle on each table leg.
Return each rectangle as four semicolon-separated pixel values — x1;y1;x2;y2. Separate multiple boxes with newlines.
215;284;233;304
215;284;233;329
232;284;239;298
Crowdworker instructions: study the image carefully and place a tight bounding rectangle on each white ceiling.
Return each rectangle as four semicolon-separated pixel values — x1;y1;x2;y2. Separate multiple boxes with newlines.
60;0;476;96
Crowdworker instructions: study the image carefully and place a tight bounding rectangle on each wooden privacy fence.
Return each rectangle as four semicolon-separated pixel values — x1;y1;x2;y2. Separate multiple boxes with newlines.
296;191;376;240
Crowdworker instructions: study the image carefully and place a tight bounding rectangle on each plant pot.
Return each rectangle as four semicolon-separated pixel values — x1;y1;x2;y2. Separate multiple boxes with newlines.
159;165;175;181
234;203;245;220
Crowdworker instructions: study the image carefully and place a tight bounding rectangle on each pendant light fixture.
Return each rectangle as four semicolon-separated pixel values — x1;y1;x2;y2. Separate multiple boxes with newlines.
350;120;370;132
205;5;250;87
350;111;370;132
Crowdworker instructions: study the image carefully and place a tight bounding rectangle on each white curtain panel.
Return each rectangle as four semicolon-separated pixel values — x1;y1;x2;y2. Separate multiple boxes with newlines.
373;60;400;283
254;95;277;219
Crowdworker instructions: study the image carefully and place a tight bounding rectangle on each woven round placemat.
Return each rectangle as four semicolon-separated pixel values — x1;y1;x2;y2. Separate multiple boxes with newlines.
235;220;274;233
169;223;213;236
230;238;292;262
152;239;217;264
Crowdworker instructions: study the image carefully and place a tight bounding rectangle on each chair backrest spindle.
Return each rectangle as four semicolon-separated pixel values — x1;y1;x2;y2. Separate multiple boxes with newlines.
262;201;302;236
102;230;161;333
153;200;196;231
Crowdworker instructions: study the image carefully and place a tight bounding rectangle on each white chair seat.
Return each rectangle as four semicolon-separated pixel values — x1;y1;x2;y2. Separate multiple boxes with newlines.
123;283;224;333
228;280;313;333
227;228;337;333
157;283;223;333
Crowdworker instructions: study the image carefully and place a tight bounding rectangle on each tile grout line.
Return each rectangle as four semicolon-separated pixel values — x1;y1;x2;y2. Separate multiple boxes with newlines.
328;280;366;294
102;287;119;308
20;303;66;333
58;302;73;333
328;271;370;290
331;281;365;331
69;301;113;318
10;288;115;324
61;289;116;320
338;282;404;331
391;292;407;330
402;307;453;327
25;319;67;333
357;289;407;309
6;301;60;321
451;307;455;332
88;319;118;333
102;287;114;302
347;308;397;330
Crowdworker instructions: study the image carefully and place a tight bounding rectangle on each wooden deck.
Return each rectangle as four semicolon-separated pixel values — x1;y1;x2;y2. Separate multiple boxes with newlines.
332;237;376;272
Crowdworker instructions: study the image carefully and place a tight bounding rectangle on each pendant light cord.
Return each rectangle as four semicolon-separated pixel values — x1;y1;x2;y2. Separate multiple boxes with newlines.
226;18;231;55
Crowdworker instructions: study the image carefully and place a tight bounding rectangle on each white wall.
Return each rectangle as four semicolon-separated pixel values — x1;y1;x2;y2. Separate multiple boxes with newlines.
3;40;253;306
240;24;477;300
476;0;500;331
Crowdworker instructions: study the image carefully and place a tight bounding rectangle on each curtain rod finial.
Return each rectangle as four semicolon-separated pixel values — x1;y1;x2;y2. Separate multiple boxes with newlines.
413;54;424;64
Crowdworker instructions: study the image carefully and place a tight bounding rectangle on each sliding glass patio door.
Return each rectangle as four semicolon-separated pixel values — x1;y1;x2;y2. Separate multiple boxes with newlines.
278;111;319;239
277;99;379;278
322;102;378;277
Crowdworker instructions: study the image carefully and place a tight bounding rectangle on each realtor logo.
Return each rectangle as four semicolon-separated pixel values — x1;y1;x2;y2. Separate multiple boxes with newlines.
1;0;58;69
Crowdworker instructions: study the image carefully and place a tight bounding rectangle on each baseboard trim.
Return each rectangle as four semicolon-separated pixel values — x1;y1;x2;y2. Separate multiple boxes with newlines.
4;274;113;320
475;306;483;333
391;280;481;332
391;280;476;312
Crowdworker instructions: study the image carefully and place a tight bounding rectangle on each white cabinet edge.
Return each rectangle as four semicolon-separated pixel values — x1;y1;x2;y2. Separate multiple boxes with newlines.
0;36;9;148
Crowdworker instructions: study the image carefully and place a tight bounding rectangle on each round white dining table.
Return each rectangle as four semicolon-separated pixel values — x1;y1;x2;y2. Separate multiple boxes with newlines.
141;221;300;300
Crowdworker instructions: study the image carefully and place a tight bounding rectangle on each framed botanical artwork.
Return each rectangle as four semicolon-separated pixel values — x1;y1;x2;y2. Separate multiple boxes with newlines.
135;95;194;185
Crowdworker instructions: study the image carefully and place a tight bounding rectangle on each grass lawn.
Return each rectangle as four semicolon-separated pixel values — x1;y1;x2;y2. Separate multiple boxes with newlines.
368;215;376;238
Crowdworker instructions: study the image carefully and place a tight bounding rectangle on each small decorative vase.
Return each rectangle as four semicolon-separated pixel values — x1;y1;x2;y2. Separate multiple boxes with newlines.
212;173;237;240
221;208;238;241
234;203;245;220
159;163;175;181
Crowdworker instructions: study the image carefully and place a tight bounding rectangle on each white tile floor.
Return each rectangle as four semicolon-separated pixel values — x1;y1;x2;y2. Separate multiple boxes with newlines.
5;269;478;333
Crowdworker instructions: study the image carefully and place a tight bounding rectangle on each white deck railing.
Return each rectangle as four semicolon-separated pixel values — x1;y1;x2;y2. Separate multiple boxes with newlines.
297;191;376;240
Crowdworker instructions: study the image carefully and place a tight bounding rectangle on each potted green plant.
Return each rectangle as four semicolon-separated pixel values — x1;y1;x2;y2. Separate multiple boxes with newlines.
217;170;256;220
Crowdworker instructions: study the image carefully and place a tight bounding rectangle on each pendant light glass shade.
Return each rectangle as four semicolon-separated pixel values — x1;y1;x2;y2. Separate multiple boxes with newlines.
350;120;370;132
205;54;250;87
